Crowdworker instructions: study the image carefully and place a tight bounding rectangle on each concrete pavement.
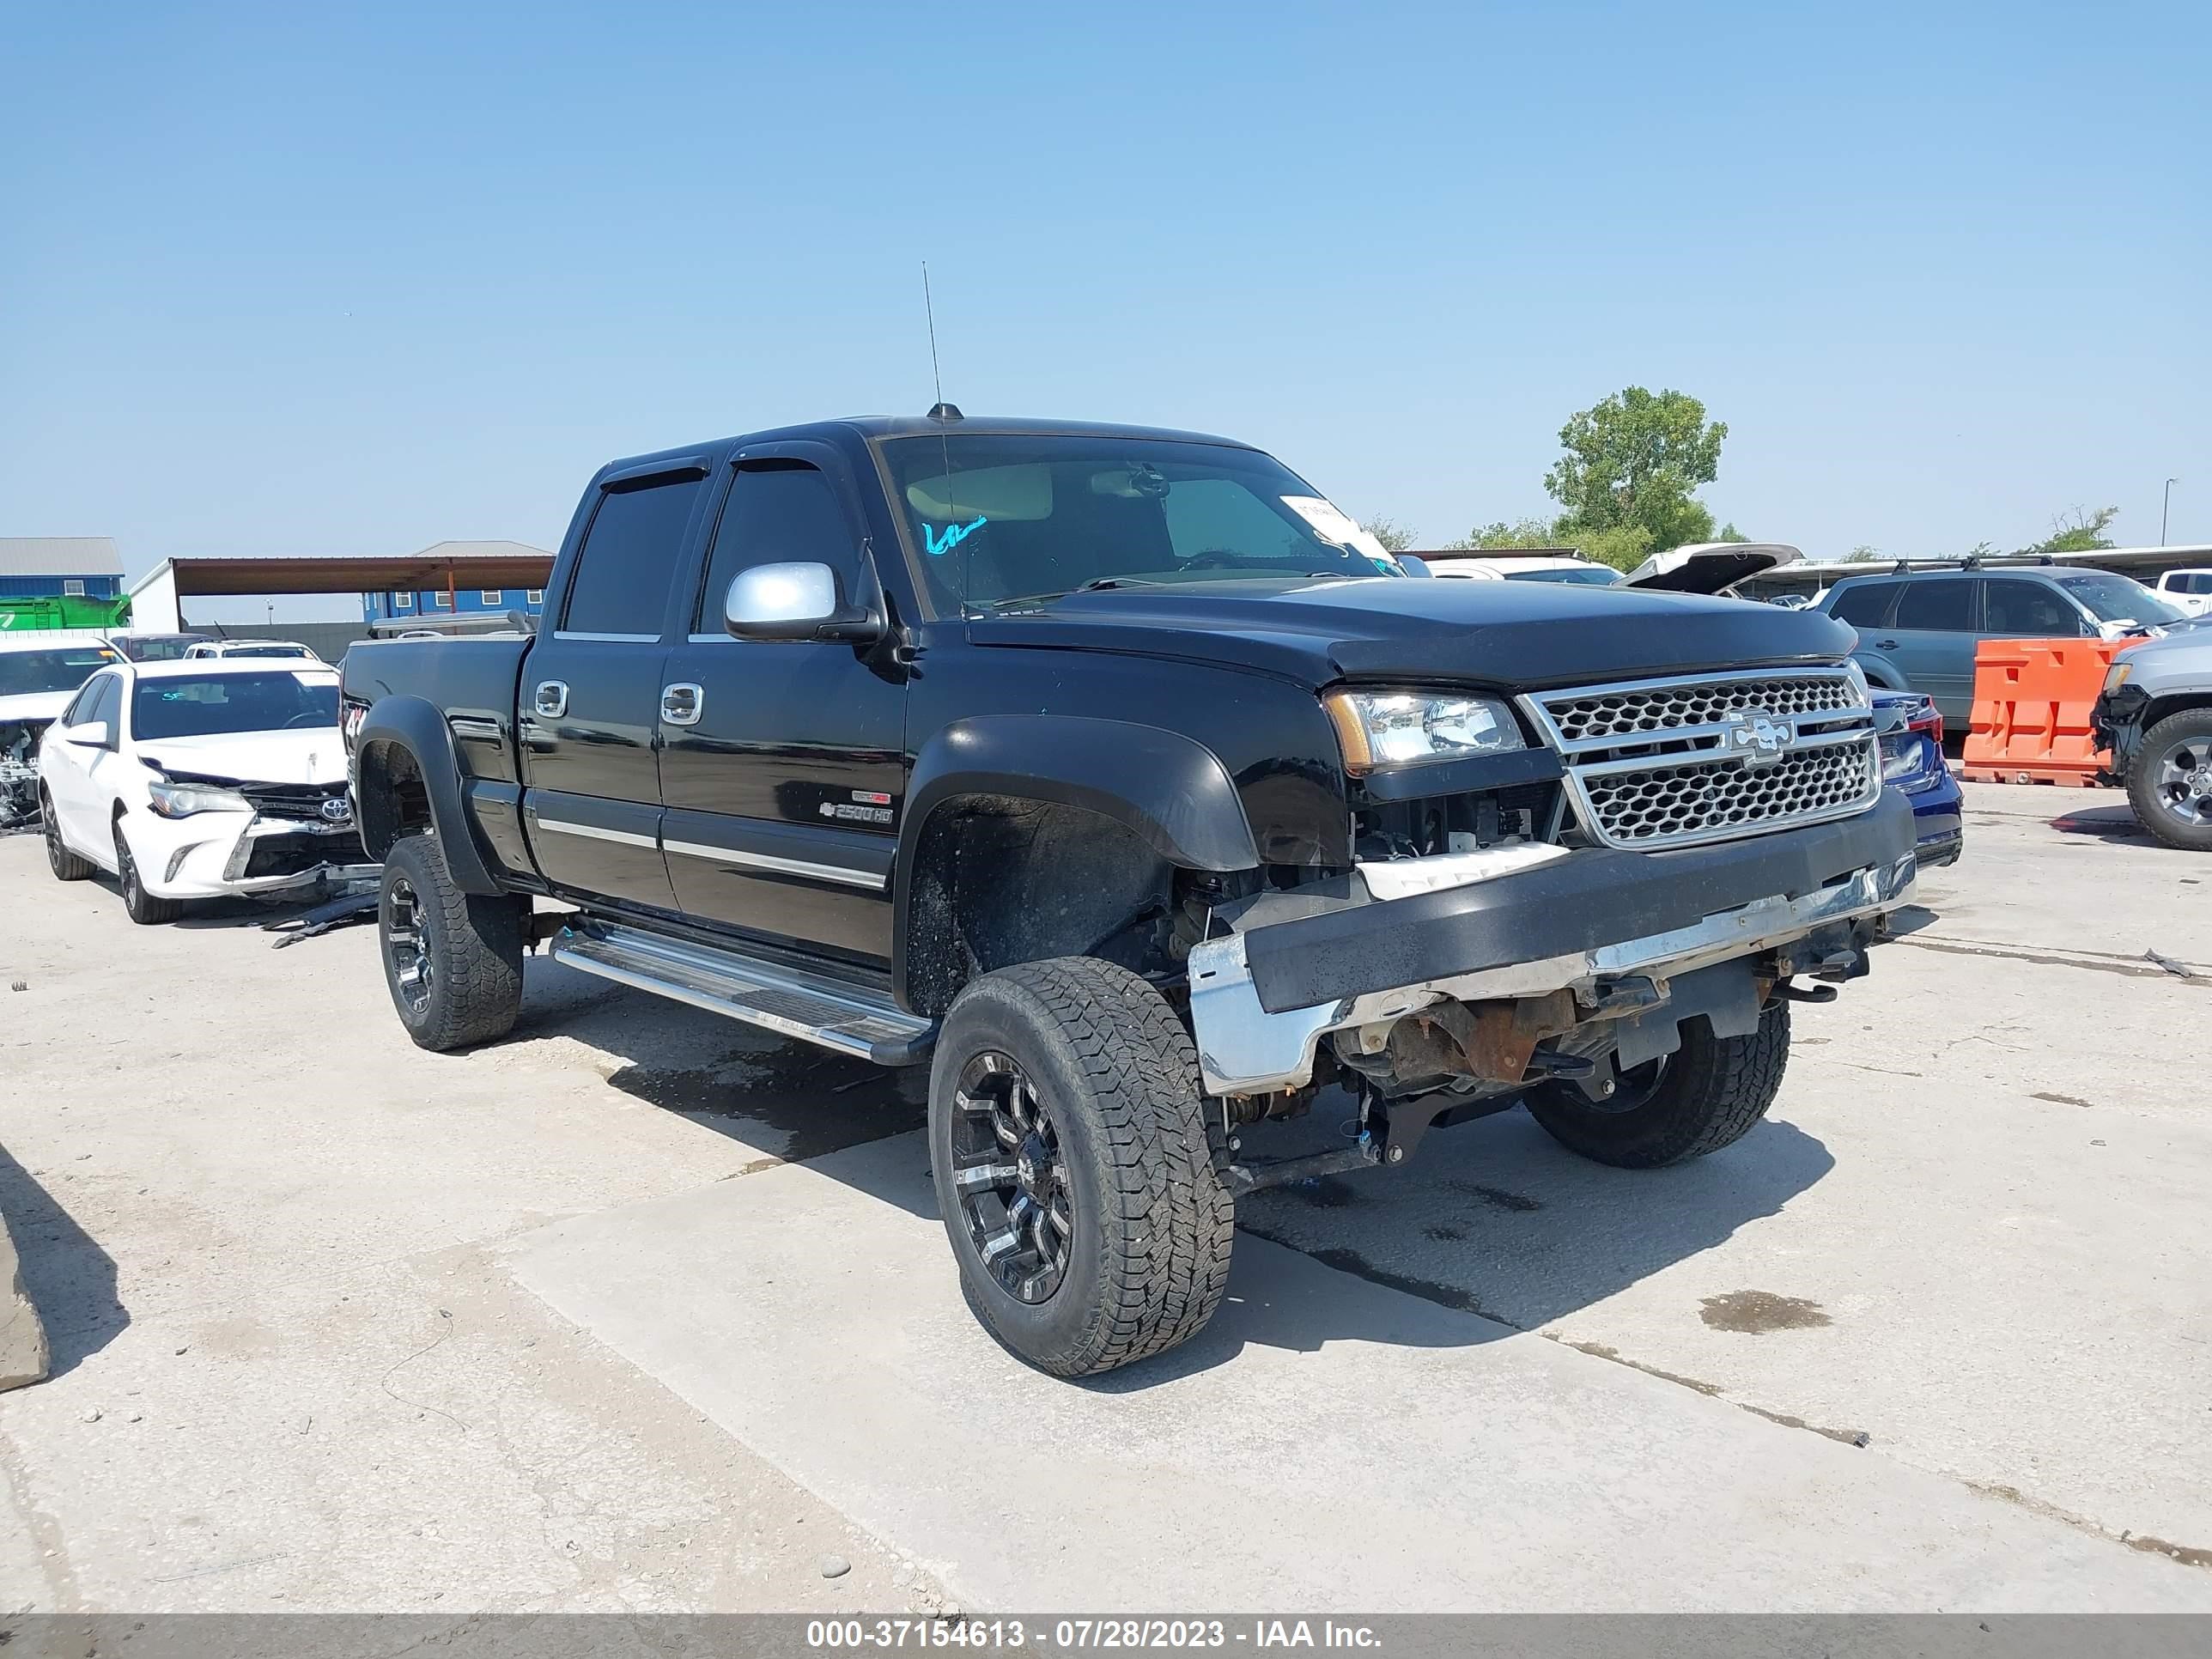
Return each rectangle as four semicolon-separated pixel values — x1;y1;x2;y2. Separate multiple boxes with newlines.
1;780;2207;1609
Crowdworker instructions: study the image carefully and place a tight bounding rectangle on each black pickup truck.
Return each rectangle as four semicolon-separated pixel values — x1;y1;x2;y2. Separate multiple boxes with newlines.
341;411;1917;1376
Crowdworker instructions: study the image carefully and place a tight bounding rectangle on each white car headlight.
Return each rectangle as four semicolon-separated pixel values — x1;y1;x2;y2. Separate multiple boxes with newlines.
147;780;250;818
1324;690;1526;775
1840;659;1869;702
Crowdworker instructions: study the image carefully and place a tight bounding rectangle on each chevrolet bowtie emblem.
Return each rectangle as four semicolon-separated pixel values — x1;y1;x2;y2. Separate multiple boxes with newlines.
1720;708;1795;767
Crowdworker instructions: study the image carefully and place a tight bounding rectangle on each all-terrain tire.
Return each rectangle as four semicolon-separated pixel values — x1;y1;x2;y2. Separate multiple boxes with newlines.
114;817;185;924
2125;708;2212;853
1525;1003;1791;1169
42;792;94;881
929;957;1234;1378
378;832;526;1051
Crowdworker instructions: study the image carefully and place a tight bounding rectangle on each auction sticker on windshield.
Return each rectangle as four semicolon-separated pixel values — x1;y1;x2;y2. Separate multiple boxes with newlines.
1280;496;1400;568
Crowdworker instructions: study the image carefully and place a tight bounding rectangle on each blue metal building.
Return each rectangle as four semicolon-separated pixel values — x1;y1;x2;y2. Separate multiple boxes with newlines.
0;537;125;599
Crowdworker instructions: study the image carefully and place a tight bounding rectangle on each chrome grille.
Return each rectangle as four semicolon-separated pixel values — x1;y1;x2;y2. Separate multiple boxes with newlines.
1523;666;1881;851
1582;742;1879;847
1545;672;1863;744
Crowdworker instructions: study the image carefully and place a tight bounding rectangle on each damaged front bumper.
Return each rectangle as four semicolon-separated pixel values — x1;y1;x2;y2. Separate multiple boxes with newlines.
125;806;377;900
1186;789;1919;1097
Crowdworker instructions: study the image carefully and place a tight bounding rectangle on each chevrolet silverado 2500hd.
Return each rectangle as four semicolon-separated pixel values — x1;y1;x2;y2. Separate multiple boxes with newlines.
341;412;1918;1376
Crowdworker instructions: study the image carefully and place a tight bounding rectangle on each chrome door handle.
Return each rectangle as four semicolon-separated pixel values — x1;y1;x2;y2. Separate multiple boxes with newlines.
533;680;568;718
660;682;702;726
1871;640;1899;651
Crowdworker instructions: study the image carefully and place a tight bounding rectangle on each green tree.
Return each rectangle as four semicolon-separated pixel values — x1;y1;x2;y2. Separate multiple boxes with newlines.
1449;515;1653;572
1358;515;1419;552
1544;386;1728;553
2027;506;2119;555
1844;544;1881;562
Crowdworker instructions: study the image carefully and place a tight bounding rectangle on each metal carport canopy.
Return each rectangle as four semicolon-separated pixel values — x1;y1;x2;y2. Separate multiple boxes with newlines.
154;551;555;596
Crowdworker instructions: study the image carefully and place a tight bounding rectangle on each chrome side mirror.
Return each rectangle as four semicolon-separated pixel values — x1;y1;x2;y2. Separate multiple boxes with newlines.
723;562;882;643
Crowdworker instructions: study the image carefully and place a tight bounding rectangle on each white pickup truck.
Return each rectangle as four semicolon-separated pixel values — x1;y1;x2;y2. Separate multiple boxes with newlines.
2152;568;2212;617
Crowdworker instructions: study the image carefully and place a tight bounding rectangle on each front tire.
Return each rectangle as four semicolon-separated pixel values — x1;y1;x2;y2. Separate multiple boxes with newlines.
114;819;184;924
42;793;94;881
929;957;1234;1378
2125;709;2212;853
378;832;526;1051
1526;1004;1791;1169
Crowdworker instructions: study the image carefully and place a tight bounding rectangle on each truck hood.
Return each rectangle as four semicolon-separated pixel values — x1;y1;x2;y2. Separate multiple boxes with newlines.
964;574;1856;689
1620;542;1802;595
135;728;349;785
0;691;76;725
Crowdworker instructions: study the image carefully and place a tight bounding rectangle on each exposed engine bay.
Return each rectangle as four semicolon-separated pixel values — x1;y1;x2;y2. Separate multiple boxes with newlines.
0;720;48;831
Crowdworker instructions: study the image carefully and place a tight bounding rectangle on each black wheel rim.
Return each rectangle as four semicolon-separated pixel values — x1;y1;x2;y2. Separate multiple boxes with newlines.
386;876;434;1017
2153;737;2212;827
948;1051;1073;1305
43;804;64;872
116;833;140;900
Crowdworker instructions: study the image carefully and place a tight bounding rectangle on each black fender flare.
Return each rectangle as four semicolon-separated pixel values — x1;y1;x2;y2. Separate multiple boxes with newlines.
890;715;1261;1007
354;696;502;895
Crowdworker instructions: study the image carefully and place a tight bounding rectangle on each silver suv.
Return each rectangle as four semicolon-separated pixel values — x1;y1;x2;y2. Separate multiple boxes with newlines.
1818;566;2186;726
2094;628;2212;851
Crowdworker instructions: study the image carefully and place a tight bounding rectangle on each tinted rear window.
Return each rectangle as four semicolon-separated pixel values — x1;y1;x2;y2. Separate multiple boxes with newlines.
562;474;704;636
1827;581;1899;626
1893;580;1973;630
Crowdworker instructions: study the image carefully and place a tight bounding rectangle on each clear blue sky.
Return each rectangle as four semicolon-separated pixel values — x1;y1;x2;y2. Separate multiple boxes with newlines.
5;2;2206;622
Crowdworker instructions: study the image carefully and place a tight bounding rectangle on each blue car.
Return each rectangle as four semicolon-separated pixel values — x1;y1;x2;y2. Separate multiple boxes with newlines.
1874;689;1961;866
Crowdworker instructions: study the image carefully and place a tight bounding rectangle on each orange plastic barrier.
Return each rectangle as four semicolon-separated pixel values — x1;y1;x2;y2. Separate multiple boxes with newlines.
1960;637;2137;785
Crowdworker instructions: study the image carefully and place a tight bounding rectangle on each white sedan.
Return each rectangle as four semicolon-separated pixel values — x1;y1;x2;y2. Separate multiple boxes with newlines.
37;658;372;923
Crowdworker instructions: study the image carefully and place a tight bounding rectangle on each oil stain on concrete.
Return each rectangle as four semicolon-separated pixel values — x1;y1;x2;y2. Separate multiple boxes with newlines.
1698;1290;1832;1334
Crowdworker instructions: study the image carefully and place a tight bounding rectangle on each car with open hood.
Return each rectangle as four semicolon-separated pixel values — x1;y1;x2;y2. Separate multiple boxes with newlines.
340;412;1917;1378
0;632;120;830
38;657;372;921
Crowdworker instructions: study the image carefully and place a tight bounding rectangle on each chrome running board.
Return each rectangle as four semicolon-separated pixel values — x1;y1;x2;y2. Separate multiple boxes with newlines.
551;921;934;1066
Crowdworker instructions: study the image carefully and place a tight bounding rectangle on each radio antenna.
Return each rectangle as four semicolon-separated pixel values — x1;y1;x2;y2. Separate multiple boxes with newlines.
922;261;945;412
921;262;969;610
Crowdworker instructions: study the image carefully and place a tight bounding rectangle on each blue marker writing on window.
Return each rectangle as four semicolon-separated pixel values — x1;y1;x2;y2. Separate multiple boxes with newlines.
924;514;988;557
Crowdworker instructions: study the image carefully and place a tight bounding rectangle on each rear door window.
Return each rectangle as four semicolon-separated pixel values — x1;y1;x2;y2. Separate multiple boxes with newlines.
1982;579;2086;636
1828;581;1900;627
1892;580;1973;630
560;473;706;638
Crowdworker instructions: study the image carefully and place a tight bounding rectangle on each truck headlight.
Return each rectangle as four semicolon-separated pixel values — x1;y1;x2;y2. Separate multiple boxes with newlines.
1324;690;1526;775
147;780;251;818
2102;662;2132;695
1841;659;1869;702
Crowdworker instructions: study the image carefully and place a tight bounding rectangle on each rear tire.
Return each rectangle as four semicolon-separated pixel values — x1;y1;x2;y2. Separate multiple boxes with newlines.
378;832;526;1051
42;793;94;882
1525;1003;1790;1169
2125;709;2212;853
114;819;184;924
929;957;1233;1378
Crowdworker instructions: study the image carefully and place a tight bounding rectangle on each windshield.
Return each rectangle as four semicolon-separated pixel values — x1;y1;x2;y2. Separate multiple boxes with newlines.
0;645;118;698
123;636;205;661
878;434;1401;612
223;644;311;658
1504;567;1622;586
131;672;338;739
2057;574;2186;627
